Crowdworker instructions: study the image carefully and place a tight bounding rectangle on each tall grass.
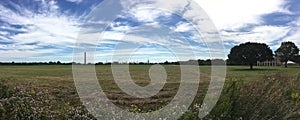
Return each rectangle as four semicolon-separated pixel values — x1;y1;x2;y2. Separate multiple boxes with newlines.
202;72;300;119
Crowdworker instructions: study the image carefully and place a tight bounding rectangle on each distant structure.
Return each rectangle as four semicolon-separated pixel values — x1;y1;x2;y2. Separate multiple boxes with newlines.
257;57;281;66
84;52;86;65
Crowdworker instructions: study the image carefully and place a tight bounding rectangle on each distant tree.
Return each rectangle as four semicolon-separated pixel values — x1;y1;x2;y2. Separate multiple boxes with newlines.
96;62;104;65
275;41;299;67
211;59;226;65
228;42;273;70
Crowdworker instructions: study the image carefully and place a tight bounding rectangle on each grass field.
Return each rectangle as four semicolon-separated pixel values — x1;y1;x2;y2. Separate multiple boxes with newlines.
0;65;300;119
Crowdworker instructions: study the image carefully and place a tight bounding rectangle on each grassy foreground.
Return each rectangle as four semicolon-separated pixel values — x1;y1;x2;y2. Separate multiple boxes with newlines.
0;65;300;119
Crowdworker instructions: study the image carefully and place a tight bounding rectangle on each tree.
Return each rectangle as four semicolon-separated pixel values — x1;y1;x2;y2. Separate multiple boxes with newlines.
275;41;299;67
291;55;300;65
228;42;273;70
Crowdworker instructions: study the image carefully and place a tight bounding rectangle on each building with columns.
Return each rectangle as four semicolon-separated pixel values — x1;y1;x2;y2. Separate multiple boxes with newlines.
257;57;281;66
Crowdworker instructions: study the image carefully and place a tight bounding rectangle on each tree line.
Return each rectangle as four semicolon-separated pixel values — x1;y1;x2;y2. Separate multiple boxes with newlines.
0;59;225;66
0;41;298;69
95;59;224;65
228;41;300;69
0;61;72;65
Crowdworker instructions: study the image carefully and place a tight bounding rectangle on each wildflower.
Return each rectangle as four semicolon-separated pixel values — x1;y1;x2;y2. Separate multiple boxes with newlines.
292;93;299;100
194;103;200;109
271;78;276;81
31;89;35;94
130;104;135;107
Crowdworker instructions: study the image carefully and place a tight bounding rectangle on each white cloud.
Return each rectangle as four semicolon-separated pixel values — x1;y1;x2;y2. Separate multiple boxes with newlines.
0;31;9;36
0;1;81;44
195;0;291;30
122;0;291;45
0;48;60;61
174;22;193;32
126;8;172;23
109;22;133;32
65;0;83;4
280;18;300;48
222;26;290;44
0;0;296;62
102;31;125;41
0;1;82;61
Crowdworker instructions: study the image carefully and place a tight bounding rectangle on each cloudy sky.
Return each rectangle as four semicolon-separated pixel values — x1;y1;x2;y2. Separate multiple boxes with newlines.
0;0;299;63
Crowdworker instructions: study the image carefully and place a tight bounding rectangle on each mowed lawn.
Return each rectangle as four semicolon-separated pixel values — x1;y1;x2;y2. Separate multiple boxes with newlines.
0;65;300;119
1;65;298;90
0;65;299;104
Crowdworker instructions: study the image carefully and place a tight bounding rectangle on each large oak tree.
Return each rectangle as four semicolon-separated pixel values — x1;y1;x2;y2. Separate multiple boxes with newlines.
228;42;273;70
275;41;299;67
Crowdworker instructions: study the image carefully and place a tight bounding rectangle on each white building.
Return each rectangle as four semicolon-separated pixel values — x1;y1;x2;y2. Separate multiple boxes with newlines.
257;57;281;66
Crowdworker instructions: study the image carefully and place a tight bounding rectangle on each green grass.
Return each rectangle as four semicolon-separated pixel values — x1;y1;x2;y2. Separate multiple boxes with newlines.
0;65;300;119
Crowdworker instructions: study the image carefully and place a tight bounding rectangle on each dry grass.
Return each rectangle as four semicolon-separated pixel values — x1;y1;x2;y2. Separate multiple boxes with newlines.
0;65;300;119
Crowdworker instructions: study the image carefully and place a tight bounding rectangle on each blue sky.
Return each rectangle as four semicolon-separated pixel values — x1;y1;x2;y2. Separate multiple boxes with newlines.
0;0;299;63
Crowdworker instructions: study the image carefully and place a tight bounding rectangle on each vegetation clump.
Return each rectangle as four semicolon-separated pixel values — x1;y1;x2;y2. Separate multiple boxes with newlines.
0;80;95;119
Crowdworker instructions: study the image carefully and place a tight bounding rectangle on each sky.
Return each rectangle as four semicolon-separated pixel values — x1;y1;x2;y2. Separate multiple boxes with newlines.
0;0;299;63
